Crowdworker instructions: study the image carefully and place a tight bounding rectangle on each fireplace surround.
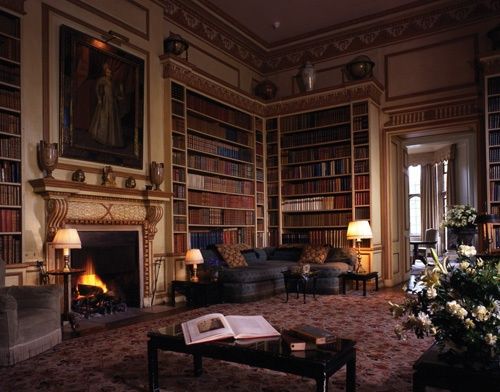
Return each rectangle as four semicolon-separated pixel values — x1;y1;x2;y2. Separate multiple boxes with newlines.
29;178;171;307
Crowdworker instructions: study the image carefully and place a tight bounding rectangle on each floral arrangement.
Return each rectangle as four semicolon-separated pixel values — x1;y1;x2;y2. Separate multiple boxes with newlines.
389;246;500;365
440;204;477;229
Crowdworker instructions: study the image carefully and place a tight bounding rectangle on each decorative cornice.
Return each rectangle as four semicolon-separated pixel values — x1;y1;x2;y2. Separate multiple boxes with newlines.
383;98;479;129
479;53;500;76
162;0;500;74
0;0;25;14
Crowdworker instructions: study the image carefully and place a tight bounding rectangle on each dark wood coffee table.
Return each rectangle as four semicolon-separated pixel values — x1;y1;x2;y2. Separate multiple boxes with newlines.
148;323;356;392
341;272;379;296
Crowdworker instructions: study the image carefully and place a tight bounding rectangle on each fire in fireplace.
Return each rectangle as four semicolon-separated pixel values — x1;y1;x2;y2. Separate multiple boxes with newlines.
70;230;141;315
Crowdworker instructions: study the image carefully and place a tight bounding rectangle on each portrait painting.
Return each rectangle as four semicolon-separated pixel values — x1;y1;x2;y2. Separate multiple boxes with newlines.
59;25;144;169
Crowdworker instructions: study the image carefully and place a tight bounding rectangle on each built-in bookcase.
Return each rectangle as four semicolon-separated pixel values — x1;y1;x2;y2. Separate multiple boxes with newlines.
0;10;21;264
485;73;500;251
170;82;259;250
266;118;280;246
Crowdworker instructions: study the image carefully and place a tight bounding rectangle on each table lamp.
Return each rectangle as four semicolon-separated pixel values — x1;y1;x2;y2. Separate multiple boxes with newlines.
347;220;373;273
53;228;82;272
185;249;204;282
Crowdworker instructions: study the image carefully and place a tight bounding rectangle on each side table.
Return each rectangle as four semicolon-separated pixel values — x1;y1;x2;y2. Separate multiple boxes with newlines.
47;268;85;332
170;279;223;307
341;271;378;296
282;270;318;303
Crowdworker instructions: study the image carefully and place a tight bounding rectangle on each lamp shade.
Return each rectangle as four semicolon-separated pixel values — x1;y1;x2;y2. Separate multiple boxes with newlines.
347;220;373;240
52;228;82;249
185;249;204;265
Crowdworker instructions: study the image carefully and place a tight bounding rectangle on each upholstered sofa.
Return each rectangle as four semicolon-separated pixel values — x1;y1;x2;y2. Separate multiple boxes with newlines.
201;245;356;303
0;258;62;366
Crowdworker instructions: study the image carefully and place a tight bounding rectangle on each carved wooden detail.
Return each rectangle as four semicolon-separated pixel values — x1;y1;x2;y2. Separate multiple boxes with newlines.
480;55;500;76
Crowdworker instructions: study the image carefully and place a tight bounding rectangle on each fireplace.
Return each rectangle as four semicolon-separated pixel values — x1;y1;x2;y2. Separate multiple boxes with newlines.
71;231;141;308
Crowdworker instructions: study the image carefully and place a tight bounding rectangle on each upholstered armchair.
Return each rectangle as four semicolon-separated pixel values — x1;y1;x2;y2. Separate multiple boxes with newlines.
0;258;62;366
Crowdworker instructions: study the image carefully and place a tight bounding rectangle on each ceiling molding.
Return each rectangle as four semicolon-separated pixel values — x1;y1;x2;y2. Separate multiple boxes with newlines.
162;0;500;74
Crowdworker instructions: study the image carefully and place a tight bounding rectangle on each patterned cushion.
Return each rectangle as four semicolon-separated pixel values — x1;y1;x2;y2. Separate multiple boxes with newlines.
298;244;330;264
215;244;249;268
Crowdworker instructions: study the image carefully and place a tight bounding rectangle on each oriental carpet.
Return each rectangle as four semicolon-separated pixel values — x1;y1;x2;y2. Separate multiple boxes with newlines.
0;289;432;391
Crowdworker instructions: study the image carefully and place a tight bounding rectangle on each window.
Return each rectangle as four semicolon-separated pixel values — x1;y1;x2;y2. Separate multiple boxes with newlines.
409;165;421;237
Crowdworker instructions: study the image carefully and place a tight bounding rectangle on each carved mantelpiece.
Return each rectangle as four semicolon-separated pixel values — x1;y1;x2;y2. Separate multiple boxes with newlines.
29;178;171;303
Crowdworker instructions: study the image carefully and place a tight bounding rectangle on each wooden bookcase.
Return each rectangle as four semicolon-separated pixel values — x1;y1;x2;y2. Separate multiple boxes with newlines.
169;81;259;250
266;118;280;246
0;9;21;264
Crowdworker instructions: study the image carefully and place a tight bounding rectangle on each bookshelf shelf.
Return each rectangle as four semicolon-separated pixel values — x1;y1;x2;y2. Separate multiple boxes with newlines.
0;9;21;265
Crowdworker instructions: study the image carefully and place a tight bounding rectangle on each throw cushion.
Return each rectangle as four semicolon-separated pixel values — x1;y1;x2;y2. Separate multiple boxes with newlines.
270;247;303;261
298;244;330;264
254;248;268;261
216;244;248;268
325;247;357;265
241;249;258;264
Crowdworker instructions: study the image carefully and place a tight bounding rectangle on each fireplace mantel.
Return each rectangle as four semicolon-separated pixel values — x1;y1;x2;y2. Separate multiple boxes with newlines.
29;177;171;304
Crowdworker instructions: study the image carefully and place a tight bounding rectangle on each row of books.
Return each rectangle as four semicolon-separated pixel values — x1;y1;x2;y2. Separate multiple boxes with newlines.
268;196;279;209
256;169;264;181
173;183;186;198
187;91;252;130
487;78;500;96
281;106;350;133
282;195;352;211
187;134;253;162
0;87;20;111
491;205;500;215
172;100;184;117
354;175;370;190
0;38;20;63
489;114;500;130
0;184;20;205
355;207;371;220
173;134;185;149
188;190;255;209
257;205;264;218
0;135;20;158
489;148;500;163
173;167;186;183
283;211;352;227
267;143;278;156
187;113;252;146
281;125;350;148
267;156;278;167
352;116;368;131
490;165;500;180
174;216;187;231
354;146;369;159
354;160;369;173
281;158;351;179
266;130;277;143
257;220;264;231
256;232;265;247
490;182;500;201
0;11;20;38
489;131;500;147
255;143;263;156
173;200;186;215
282;177;352;195
0;234;21;264
257;192;264;204
0;111;19;134
0;160;20;182
268;211;279;226
171;82;184;101
354;191;370;205
282;229;350;247
172;150;185;165
488;96;500;112
267;168;278;181
189;208;254;225
188;153;254;179
0;208;20;231
256;155;264;169
172;116;185;133
174;233;187;254
268;228;279;246
353;131;369;145
0;63;19;86
266;118;278;131
267;182;279;195
352;102;368;116
282;144;351;165
189;227;254;249
188;173;254;195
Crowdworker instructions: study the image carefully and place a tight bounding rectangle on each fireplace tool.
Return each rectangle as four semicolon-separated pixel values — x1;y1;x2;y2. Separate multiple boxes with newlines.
151;256;165;307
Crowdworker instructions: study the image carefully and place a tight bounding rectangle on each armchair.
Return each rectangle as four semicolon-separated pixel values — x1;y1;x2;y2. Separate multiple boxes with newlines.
0;258;62;366
410;228;439;265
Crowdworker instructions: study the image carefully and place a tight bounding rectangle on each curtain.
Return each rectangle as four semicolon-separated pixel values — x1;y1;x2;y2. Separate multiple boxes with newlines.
421;164;438;238
446;144;456;206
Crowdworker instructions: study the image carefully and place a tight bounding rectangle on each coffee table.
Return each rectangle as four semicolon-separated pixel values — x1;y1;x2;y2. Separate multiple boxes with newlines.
147;323;356;392
282;270;318;303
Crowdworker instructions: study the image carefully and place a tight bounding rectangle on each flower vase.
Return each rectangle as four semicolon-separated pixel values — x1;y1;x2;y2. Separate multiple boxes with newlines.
450;226;477;247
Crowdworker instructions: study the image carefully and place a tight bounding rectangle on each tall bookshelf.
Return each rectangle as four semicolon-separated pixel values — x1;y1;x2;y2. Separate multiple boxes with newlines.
0;10;21;264
485;69;500;252
169;82;259;250
266;118;280;246
274;101;375;249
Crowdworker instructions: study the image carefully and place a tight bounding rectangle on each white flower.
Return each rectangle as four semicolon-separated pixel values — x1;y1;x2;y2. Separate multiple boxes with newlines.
485;333;497;346
417;311;432;327
457;245;476;258
459;261;470;271
446;300;468;319
426;287;437;299
472;305;490;321
464;318;475;329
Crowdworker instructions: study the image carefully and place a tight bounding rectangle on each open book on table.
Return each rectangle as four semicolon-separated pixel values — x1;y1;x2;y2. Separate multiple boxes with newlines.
181;313;280;345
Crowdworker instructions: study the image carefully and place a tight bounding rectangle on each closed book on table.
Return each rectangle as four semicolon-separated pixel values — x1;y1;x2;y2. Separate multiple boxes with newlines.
281;332;316;351
288;324;335;345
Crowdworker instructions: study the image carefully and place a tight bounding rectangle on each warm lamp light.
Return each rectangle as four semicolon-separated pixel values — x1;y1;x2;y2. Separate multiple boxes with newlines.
347;220;373;273
53;228;81;272
185;249;204;282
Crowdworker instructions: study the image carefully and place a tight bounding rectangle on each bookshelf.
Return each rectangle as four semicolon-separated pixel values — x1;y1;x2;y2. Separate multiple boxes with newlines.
276;101;374;248
266;118;280;246
169;82;259;250
0;9;21;264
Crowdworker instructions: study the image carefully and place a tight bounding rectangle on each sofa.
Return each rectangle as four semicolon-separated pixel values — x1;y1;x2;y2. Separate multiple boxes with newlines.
201;244;356;303
0;258;62;366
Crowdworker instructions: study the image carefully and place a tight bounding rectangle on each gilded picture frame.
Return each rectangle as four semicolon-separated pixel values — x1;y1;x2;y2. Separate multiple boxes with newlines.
59;25;144;169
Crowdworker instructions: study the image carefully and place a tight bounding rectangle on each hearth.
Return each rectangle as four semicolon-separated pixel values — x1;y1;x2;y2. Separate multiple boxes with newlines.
70;231;140;313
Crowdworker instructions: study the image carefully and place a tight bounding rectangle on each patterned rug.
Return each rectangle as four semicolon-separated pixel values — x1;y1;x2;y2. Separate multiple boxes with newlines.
0;289;432;392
